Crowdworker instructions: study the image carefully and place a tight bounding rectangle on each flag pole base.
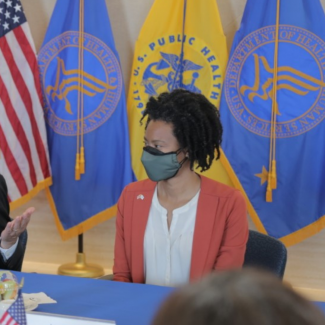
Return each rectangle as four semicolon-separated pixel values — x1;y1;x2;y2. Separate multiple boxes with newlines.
57;253;104;278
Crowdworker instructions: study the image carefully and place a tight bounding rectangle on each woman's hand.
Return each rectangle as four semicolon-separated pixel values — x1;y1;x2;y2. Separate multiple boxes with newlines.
0;207;35;249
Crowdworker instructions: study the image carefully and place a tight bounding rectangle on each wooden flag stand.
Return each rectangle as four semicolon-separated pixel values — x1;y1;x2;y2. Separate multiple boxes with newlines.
58;234;104;278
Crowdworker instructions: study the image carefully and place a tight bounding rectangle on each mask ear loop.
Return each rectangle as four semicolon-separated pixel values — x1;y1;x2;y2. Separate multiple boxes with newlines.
185;152;192;170
178;149;189;166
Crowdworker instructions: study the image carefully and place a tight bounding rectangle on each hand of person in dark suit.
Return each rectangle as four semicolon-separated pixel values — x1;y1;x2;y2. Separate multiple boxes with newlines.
0;207;35;249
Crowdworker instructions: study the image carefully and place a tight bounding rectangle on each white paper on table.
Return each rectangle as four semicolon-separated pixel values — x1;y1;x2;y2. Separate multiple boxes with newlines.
26;312;116;325
22;292;57;304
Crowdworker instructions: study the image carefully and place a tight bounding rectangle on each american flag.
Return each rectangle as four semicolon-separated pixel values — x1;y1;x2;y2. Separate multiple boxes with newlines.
0;0;51;205
0;289;26;325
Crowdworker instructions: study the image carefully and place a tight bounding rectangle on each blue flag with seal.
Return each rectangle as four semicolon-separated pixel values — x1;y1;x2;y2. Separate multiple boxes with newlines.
220;0;325;246
38;0;135;240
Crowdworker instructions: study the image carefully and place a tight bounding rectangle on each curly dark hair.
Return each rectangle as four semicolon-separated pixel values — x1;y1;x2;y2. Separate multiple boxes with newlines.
153;269;325;325
140;89;223;172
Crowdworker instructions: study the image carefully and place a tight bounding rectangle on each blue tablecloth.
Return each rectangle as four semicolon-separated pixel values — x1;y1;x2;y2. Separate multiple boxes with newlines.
13;272;174;325
8;272;325;324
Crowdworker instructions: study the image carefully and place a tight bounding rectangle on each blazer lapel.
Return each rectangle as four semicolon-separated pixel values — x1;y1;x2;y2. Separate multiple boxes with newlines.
131;182;155;283
190;177;218;280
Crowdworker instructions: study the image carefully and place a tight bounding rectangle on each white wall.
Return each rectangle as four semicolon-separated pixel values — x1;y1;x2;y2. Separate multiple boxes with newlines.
17;0;325;290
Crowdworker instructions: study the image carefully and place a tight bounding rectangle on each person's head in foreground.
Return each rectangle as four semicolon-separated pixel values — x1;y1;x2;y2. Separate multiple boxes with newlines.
152;268;325;325
140;88;223;181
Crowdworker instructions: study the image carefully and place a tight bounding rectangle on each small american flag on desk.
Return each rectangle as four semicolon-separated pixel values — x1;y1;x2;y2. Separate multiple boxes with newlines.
0;0;51;206
0;289;27;325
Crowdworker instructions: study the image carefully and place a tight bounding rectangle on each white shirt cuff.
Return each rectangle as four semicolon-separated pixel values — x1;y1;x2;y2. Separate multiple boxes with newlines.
0;238;19;261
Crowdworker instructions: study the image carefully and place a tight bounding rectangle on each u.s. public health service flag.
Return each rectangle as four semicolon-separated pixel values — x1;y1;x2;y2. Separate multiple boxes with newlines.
38;0;134;240
220;0;325;245
128;0;232;185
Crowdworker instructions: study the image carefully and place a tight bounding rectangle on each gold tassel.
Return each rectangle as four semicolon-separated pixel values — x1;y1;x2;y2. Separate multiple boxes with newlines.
266;184;273;202
271;160;277;189
266;0;280;202
75;153;81;180
80;147;85;174
266;174;273;202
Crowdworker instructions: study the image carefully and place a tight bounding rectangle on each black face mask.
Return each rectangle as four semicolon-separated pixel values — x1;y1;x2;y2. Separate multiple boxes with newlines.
141;147;186;182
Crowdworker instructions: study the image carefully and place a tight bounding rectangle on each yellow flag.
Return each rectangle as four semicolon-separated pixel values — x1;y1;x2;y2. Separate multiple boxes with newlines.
128;0;233;185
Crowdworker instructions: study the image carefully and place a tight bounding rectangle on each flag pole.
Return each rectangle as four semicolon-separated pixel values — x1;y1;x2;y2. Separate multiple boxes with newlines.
58;0;104;278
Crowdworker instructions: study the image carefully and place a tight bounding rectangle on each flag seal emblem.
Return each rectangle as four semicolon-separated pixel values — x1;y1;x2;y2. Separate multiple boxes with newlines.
225;25;325;138
38;31;122;136
132;34;223;112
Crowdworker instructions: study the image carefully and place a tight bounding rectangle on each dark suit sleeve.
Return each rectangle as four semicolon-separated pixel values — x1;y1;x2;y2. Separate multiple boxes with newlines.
0;175;25;271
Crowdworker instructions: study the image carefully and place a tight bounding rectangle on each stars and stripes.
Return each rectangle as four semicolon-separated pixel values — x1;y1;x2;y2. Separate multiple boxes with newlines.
0;0;51;205
0;0;25;37
0;289;27;325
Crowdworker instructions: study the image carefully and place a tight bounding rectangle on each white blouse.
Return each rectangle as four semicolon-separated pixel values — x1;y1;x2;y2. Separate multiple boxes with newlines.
144;187;200;287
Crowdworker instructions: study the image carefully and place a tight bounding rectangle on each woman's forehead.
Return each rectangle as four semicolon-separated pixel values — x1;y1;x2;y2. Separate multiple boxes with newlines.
145;120;177;141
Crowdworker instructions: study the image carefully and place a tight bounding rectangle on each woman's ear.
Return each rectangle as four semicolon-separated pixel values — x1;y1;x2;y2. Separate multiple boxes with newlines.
182;148;189;158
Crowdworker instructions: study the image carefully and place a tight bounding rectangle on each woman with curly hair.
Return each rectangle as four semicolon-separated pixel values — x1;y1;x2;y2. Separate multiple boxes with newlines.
113;89;248;286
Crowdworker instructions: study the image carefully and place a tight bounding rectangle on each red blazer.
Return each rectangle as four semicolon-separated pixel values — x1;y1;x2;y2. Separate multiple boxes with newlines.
113;175;248;283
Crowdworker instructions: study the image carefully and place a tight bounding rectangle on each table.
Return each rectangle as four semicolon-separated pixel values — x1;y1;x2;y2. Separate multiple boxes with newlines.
12;272;174;325
9;272;325;324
